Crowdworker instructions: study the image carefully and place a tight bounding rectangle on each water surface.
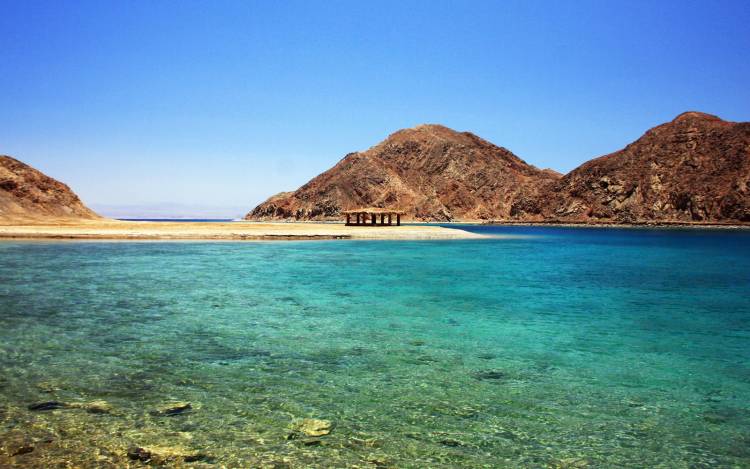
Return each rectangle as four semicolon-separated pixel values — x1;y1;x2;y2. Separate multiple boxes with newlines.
1;226;749;467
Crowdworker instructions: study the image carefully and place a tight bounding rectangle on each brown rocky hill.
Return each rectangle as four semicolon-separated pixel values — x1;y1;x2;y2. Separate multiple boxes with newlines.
514;112;749;224
0;155;100;222
247;124;561;221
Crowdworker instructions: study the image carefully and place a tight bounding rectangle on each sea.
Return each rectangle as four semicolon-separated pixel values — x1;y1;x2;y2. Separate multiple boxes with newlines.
0;225;748;467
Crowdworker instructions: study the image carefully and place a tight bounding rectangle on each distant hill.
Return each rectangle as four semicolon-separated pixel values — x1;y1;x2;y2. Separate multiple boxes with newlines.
247;113;749;225
518;112;750;224
247;124;560;221
0;155;100;222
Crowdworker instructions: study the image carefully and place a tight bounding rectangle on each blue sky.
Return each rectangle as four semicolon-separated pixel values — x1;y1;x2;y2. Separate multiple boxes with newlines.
1;0;748;217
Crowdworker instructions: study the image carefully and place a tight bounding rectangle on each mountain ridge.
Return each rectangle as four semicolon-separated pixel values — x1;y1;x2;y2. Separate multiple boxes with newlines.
247;112;749;224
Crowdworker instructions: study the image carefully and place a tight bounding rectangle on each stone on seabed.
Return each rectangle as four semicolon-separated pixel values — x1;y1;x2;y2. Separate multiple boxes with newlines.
150;401;192;416
84;400;113;414
295;418;334;437
27;401;67;411
127;445;205;464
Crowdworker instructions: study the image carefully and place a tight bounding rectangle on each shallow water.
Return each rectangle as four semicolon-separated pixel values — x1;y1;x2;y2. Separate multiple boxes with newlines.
1;226;749;467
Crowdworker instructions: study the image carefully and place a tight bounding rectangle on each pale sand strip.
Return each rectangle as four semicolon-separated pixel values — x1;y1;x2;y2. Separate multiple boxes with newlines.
0;220;485;241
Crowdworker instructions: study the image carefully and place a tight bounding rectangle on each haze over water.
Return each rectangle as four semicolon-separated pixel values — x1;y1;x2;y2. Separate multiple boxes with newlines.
1;226;749;467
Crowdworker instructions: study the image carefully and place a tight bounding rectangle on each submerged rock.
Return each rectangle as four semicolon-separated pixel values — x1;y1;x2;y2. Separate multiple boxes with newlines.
5;436;35;457
473;370;508;381
127;446;151;462
127;445;205;464
703;410;731;424
366;456;391;467
405;354;439;365
83;400;113;414
288;418;334;440
438;438;466;447
66;400;113;414
27;401;67;411
10;443;34;457
299;418;333;436
150;401;192;416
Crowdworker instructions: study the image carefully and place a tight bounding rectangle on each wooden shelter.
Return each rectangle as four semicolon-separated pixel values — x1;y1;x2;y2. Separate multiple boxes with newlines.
343;208;405;226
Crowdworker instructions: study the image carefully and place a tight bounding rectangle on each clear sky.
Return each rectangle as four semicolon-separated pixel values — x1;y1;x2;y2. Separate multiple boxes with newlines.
1;0;749;217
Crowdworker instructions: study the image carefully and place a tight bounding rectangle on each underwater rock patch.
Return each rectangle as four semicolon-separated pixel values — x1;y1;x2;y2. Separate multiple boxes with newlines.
473;369;508;381
366;455;391;467
701;405;749;424
438;438;467;447
27;401;67;411
127;445;205;464
150;401;192;416
10;443;34;457
347;437;380;448
127;446;151;462
290;418;334;438
5;437;34;457
83;400;113;414
406;354;439;365
703;410;730;424
65;400;113;414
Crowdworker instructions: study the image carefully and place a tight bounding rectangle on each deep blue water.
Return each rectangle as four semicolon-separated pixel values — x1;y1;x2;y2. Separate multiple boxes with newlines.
0;226;749;467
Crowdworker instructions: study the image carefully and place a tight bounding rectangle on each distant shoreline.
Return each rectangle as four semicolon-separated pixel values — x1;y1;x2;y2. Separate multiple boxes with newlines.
242;219;750;229
1;219;748;242
477;220;750;229
0;219;486;241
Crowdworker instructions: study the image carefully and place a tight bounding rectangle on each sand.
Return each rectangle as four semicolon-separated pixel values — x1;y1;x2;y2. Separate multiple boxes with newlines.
0;219;485;241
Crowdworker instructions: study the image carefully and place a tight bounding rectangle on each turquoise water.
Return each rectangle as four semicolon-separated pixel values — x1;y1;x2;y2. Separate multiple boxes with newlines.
1;227;749;467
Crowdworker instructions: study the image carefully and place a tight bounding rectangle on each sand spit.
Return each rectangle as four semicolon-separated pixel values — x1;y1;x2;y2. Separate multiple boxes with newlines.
0;219;485;241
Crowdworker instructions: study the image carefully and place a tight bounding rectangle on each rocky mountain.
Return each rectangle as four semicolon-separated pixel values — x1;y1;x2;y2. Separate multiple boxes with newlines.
0;155;100;222
248;112;749;225
515;112;750;224
247;124;561;221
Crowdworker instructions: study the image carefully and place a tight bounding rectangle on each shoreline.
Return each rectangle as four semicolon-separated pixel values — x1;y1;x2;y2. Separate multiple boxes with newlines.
1;218;747;242
244;219;750;230
477;220;750;229
0;219;486;241
237;218;750;229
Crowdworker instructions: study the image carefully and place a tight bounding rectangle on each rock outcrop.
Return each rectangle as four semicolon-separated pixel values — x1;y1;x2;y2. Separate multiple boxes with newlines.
247;124;560;221
520;112;750;224
0;155;100;222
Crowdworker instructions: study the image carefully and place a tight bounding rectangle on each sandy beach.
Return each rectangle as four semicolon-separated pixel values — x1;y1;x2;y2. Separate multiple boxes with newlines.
0;219;485;240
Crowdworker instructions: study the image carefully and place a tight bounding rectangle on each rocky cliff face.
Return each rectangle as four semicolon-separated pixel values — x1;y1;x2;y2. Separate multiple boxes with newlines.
0;156;100;222
518;112;750;224
247;124;561;221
